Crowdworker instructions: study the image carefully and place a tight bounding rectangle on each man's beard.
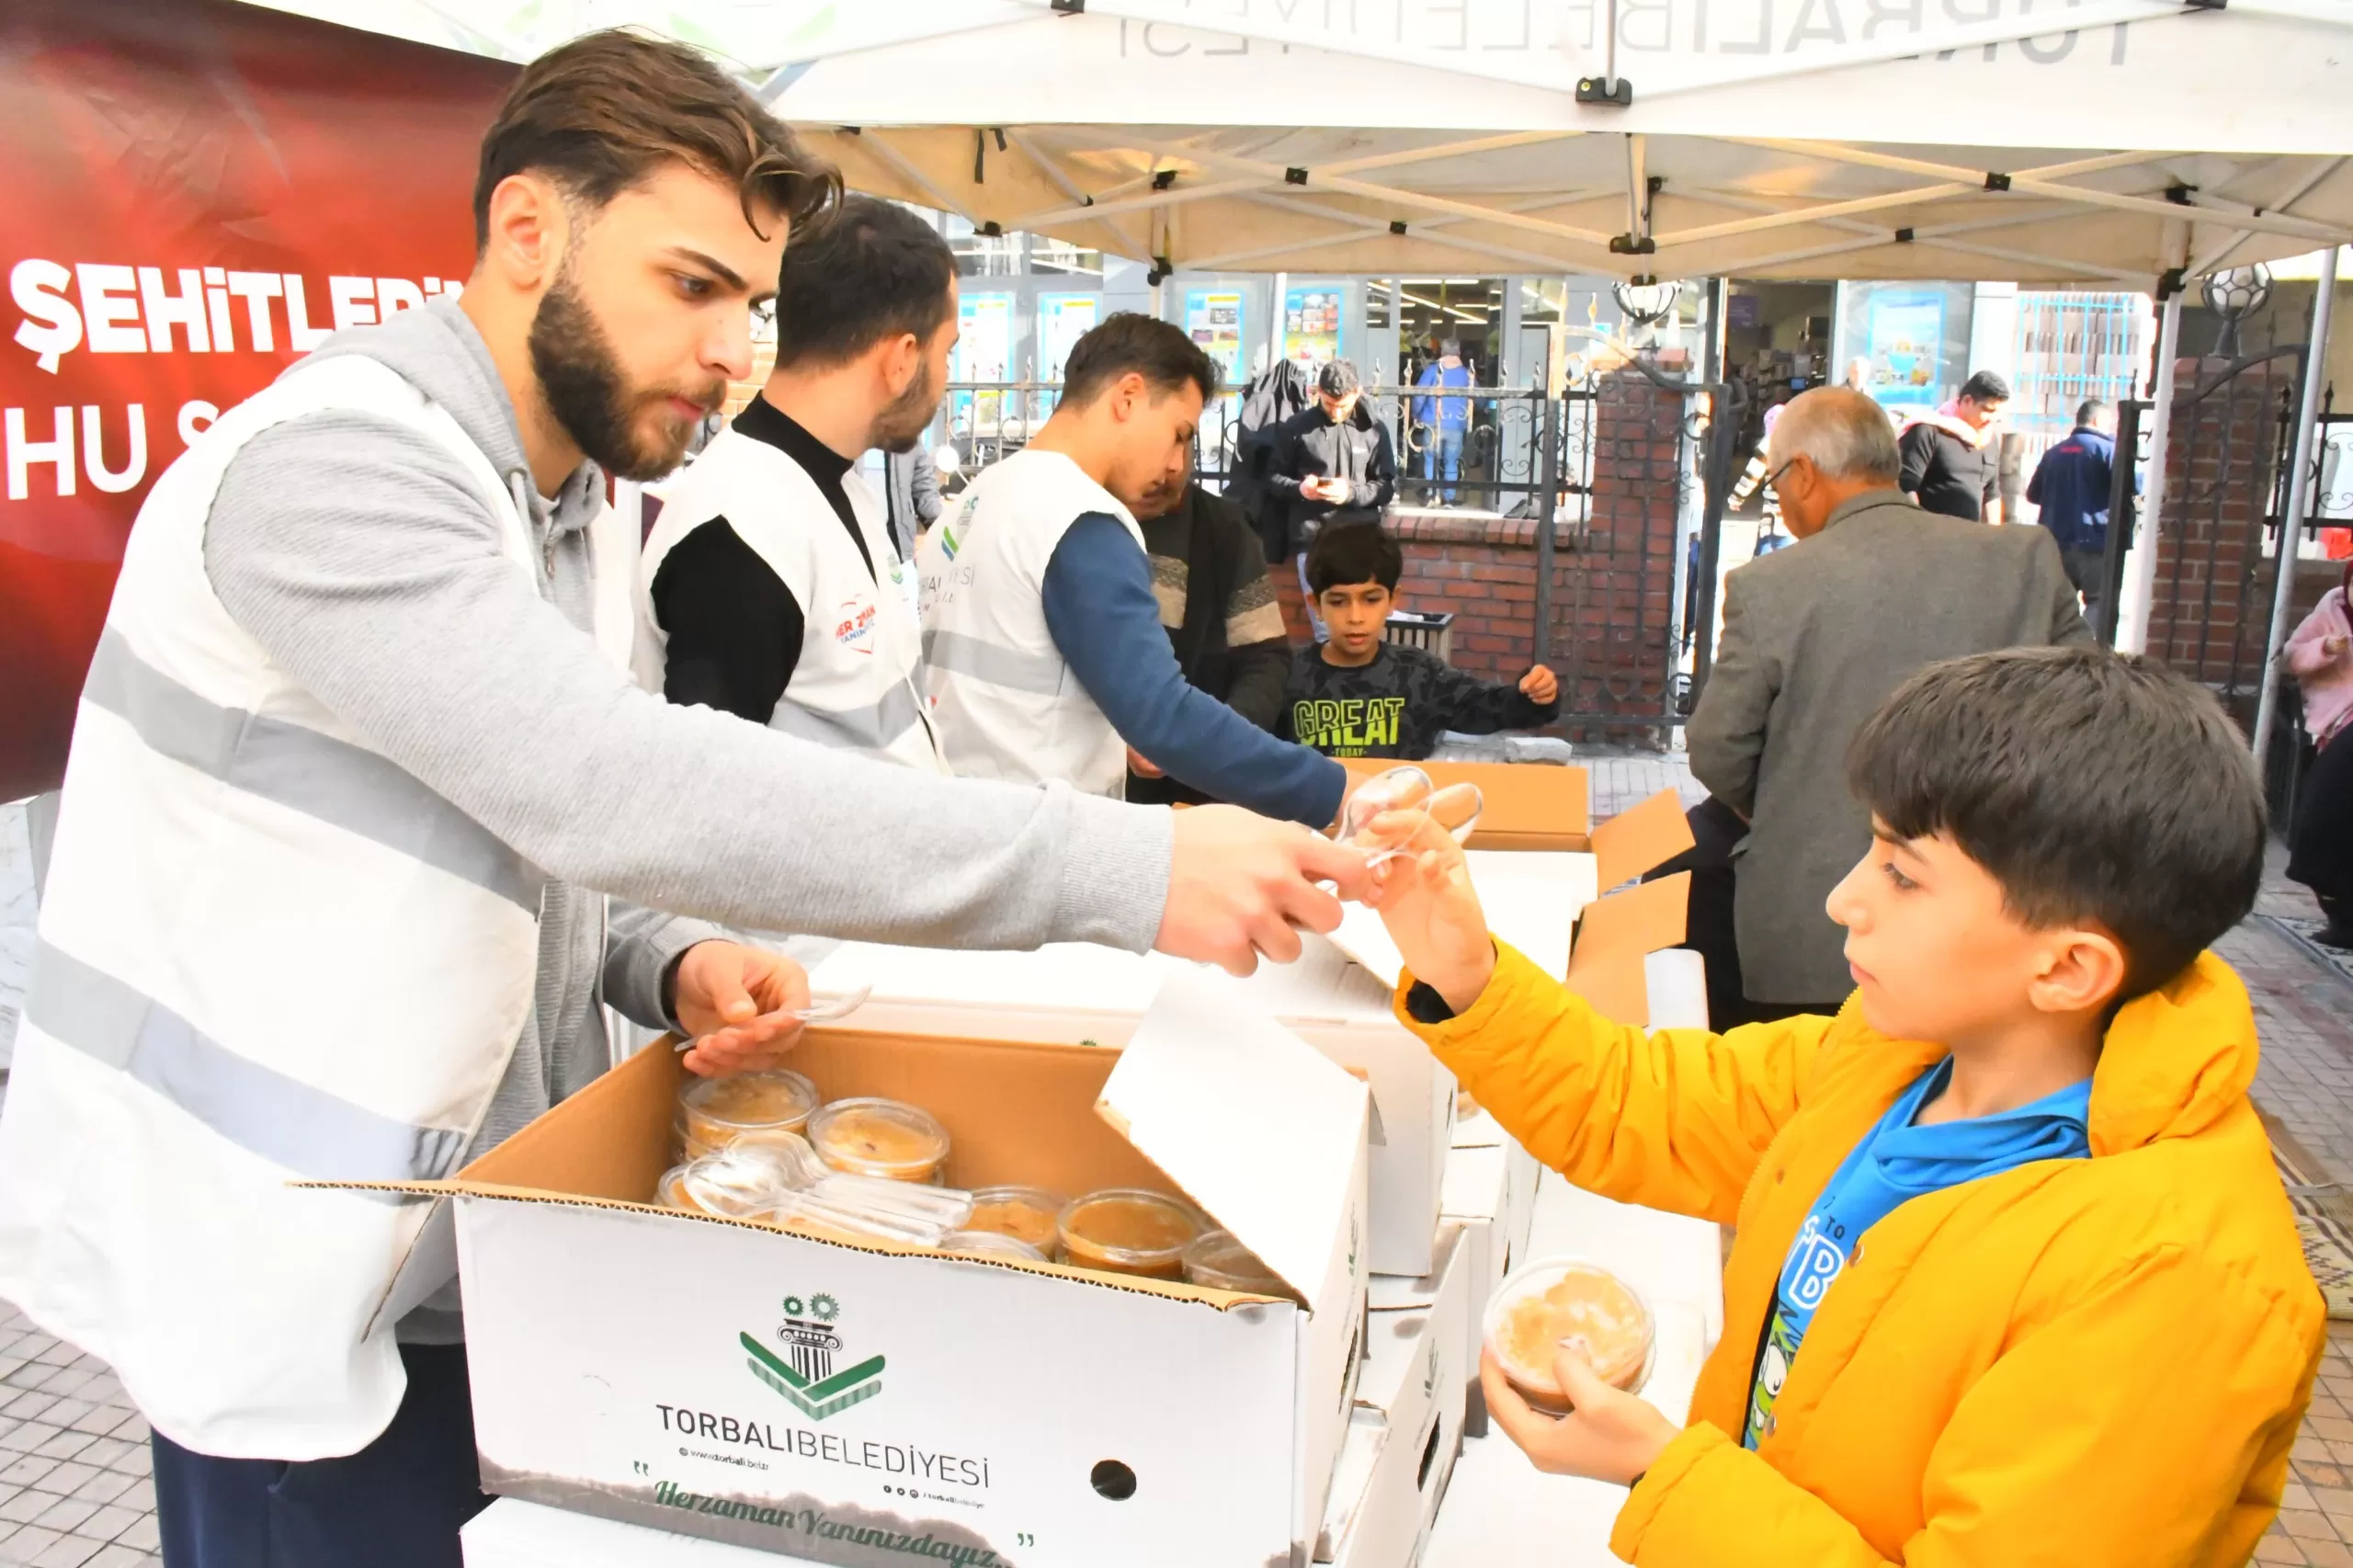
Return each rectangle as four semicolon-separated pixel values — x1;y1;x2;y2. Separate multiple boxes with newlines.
870;356;941;454
529;268;722;483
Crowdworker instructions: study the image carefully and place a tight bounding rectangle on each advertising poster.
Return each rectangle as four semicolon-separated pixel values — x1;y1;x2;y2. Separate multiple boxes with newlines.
1863;292;1946;410
0;0;514;801
950;292;1014;437
1035;292;1097;420
1186;288;1246;386
1284;284;1342;368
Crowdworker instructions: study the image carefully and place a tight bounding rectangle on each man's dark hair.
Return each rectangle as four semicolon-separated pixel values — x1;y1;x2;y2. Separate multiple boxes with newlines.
1306;522;1404;596
1061;312;1219;407
2076;398;2110;427
1847;646;2266;1001
772;196;954;370
1319;359;1363;399
1959;369;2012;404
474;29;839;252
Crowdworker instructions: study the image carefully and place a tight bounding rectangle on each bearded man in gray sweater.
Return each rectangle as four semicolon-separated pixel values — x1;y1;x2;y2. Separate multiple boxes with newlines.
0;32;1368;1568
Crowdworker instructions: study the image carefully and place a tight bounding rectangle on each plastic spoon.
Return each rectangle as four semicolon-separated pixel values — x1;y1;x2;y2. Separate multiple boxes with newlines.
675;983;872;1052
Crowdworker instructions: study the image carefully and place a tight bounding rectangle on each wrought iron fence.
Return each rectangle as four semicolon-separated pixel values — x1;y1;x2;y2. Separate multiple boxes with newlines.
927;368;1717;745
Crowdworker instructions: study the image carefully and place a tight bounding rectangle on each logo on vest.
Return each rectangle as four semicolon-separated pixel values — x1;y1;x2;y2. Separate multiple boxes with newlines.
835;597;879;654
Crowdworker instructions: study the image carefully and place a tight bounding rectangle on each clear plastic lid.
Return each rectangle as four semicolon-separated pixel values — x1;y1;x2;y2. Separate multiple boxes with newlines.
964;1186;1065;1255
1181;1229;1292;1297
1057;1188;1201;1279
806;1097;951;1183
939;1230;1047;1263
677;1069;820;1155
1482;1256;1656;1411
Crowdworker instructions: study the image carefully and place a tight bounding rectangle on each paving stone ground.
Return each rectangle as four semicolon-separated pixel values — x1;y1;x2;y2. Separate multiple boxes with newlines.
3;754;2351;1563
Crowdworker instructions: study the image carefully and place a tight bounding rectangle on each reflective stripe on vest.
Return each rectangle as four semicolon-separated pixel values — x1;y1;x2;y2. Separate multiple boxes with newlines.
0;351;621;1460
915;449;1142;795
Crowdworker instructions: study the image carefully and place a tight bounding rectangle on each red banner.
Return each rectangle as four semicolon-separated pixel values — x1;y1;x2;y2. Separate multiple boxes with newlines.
1;0;515;800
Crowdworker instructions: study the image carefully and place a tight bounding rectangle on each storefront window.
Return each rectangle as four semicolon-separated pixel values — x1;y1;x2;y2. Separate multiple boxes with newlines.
1030;236;1104;278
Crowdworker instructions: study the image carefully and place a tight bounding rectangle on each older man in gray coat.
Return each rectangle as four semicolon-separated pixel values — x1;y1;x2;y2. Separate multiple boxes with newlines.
1688;388;2092;1016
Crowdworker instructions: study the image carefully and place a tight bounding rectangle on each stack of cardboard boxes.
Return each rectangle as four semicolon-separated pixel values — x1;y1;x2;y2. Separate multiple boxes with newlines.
448;763;1695;1568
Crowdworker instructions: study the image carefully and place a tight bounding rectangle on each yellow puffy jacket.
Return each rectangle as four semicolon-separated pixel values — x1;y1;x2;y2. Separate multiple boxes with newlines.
1399;943;2324;1567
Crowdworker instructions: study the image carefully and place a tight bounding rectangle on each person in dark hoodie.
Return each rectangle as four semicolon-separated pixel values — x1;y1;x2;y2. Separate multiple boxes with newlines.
1268;358;1397;637
0;32;1371;1568
1269;358;1397;549
1126;474;1294;804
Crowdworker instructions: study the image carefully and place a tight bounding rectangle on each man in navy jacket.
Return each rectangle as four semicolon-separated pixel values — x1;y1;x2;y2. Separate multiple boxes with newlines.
2027;400;2135;625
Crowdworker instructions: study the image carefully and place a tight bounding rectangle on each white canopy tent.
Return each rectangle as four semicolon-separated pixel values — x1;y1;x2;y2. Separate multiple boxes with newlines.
239;0;2353;718
255;0;2353;288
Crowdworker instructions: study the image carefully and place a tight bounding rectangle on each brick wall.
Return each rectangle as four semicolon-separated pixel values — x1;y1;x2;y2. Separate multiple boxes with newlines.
1269;370;1688;741
2144;354;2291;697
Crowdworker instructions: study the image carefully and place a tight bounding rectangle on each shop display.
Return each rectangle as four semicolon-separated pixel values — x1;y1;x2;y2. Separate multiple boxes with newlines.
1182;1229;1291;1297
1482;1258;1655;1414
965;1185;1064;1254
939;1230;1049;1263
675;1069;818;1160
807;1096;952;1183
1057;1188;1202;1279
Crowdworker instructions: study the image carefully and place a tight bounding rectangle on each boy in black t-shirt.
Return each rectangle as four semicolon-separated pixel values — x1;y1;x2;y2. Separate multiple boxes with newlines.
1283;523;1559;759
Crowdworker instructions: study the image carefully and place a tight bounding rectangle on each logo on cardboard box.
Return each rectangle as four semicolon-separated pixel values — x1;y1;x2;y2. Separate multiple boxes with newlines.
743;1290;887;1422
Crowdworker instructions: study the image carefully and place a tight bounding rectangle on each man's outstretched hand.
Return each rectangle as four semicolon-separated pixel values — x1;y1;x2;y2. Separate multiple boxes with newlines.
1155;805;1374;975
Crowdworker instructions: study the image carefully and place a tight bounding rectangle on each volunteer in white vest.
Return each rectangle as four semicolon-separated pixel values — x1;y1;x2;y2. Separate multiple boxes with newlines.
637;195;949;771
0;34;1370;1568
919;313;1347;828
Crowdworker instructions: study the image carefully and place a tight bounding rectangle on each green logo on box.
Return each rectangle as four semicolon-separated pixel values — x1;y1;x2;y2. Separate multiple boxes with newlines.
743;1290;884;1421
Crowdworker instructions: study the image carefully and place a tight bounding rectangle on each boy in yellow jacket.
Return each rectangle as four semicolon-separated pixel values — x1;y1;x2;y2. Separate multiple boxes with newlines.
1368;646;2322;1566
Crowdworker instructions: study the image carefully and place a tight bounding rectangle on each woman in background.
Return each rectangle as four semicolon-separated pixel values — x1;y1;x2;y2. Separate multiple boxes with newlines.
2288;560;2353;948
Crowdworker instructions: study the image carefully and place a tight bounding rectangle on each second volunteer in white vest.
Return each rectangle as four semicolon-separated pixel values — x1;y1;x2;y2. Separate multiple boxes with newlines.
918;313;1347;827
637;196;949;771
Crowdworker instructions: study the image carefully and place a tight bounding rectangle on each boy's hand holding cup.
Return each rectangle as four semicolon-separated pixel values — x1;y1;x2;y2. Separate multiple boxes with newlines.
1362;805;1497;1014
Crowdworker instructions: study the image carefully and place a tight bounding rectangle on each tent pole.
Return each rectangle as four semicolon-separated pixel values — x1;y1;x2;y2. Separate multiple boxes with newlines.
1270;271;1289;369
2119;292;2181;655
2252;246;2337;781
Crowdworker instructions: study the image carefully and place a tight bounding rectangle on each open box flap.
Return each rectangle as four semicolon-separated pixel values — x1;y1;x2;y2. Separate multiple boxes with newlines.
1589;788;1697;892
1565;871;1690;1028
1098;967;1366;1304
1328;848;1594;988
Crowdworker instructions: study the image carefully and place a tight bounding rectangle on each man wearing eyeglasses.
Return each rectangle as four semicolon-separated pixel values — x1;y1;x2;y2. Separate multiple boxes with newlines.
1685;388;2090;1021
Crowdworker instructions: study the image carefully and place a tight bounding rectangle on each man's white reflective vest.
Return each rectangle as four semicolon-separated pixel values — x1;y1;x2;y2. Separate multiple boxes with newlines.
915;449;1143;796
0;354;634;1460
633;428;942;773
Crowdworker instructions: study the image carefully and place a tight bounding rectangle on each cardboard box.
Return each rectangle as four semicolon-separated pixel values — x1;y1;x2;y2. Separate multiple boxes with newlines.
463;1498;813;1567
397;970;1371;1568
1318;1227;1471;1568
793;938;1445;1276
1338;759;1592;853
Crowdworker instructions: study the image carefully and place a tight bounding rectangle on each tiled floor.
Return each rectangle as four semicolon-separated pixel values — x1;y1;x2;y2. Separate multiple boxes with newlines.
3;756;2352;1564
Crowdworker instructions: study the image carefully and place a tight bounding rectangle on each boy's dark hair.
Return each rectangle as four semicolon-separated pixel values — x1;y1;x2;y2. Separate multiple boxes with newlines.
1306;523;1404;597
1319;359;1362;399
773;196;955;370
1061;312;1220;407
1959;369;2012;404
1847;646;2266;1000
474;29;839;252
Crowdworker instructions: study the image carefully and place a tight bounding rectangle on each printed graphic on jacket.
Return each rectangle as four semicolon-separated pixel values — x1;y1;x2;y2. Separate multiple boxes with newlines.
1282;643;1556;761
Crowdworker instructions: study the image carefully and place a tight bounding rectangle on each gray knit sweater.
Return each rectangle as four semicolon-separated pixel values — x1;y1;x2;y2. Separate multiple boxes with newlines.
203;300;1173;1337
